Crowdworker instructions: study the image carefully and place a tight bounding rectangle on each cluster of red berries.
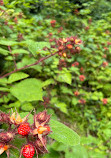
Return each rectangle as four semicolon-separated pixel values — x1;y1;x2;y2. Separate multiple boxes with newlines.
79;75;85;82
102;61;108;67
50;20;56;27
102;98;108;105
72;61;79;67
57;37;82;58
48;36;82;70
0;0;4;6
74;91;80;96
78;99;86;105
0;110;51;158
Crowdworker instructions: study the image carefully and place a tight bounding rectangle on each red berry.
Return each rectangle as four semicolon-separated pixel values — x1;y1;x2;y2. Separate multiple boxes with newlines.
79;75;85;81
22;144;35;158
18;123;30;136
102;98;108;105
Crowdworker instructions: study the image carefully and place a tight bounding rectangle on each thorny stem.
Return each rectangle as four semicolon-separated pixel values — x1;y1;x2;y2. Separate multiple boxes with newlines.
0;51;59;79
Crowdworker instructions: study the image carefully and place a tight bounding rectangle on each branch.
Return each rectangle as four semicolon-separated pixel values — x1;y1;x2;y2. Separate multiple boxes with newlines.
0;51;58;79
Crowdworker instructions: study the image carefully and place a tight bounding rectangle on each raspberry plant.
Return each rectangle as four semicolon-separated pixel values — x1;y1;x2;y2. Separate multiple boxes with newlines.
0;0;111;157
0;110;79;158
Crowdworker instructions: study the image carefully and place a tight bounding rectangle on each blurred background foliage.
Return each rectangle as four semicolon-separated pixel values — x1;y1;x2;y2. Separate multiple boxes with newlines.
0;0;111;157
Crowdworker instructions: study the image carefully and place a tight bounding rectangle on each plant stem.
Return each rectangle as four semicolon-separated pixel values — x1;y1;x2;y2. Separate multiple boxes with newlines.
8;46;17;70
0;51;58;79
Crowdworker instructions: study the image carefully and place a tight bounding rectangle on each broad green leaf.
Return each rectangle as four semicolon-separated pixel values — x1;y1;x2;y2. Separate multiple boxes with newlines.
0;78;8;84
11;49;29;55
55;102;68;114
10;78;43;102
27;40;50;56
65;145;88;158
56;71;72;85
60;86;73;95
21;102;33;111
0;40;18;46
8;72;29;83
3;101;21;109
72;98;78;105
0;47;9;55
42;79;55;87
49;119;80;146
0;87;9;92
42;149;60;158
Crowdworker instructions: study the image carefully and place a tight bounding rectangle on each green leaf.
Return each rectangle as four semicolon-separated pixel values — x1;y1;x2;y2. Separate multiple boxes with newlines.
19;112;33;124
65;145;88;158
49;119;80;146
0;47;9;55
42;79;55;87
21;102;33;111
11;49;29;55
56;71;72;85
10;78;43;102
26;40;50;56
72;98;78;105
55;102;68;114
0;78;8;84
8;72;29;83
0;40;18;46
0;87;9;92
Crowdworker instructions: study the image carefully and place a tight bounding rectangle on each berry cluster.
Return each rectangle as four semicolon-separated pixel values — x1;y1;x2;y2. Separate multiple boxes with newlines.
50;36;82;70
57;37;82;58
0;110;51;158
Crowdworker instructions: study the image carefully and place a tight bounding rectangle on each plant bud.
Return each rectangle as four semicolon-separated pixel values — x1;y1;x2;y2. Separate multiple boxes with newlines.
35;137;48;154
0;132;14;143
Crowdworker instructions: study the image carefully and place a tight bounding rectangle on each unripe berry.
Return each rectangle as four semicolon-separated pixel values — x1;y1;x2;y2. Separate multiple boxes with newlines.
66;44;73;49
0;132;14;143
37;125;50;134
62;52;67;58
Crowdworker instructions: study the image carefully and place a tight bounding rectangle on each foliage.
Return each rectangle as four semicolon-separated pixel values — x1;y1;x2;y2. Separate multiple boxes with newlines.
0;0;111;157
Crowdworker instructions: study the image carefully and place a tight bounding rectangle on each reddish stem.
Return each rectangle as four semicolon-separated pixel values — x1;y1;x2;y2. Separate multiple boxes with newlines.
0;51;58;79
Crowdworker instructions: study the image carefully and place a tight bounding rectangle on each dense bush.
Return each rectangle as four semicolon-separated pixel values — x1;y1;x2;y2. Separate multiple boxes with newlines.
0;0;111;157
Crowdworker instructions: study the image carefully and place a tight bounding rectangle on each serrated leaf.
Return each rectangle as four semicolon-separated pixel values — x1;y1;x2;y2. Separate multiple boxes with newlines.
8;72;29;83
10;78;43;102
27;40;50;56
49;119;80;146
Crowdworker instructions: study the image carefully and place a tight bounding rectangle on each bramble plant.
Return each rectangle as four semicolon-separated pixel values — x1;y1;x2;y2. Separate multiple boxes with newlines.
0;110;80;158
0;0;111;157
